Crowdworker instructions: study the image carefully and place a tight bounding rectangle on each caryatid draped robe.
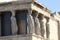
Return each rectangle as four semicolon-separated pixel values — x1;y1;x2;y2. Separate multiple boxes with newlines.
11;13;18;35
34;17;40;35
27;14;35;34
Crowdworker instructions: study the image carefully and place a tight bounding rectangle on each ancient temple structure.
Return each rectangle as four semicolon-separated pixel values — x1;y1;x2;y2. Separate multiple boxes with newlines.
0;0;60;40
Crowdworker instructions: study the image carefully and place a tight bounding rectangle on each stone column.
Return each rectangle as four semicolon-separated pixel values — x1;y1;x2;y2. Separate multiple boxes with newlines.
35;17;40;35
39;14;45;37
27;9;35;34
11;10;18;35
32;10;40;35
43;17;47;38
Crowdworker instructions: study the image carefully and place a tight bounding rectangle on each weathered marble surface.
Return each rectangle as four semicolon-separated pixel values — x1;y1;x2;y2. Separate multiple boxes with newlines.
27;14;35;34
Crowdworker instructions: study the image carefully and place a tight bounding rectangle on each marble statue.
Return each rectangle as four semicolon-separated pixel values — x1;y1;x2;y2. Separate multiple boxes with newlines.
38;16;45;37
32;12;40;35
11;13;18;35
40;20;45;37
34;17;40;35
27;13;35;34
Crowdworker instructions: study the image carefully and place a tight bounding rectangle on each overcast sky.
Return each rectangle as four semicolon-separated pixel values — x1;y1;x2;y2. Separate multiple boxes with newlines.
37;0;60;12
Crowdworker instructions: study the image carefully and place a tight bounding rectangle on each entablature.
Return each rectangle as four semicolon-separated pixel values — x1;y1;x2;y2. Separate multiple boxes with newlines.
0;0;51;18
31;4;50;17
0;1;31;12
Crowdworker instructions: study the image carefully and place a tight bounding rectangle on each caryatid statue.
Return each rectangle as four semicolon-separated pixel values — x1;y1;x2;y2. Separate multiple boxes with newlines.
38;14;45;36
40;19;45;37
27;10;35;34
32;10;40;35
11;11;18;35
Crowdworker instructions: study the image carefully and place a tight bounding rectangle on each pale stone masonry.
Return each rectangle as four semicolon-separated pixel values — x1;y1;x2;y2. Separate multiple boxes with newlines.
0;0;60;40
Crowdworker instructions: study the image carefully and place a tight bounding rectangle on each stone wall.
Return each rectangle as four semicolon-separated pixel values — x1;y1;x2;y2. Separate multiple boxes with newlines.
49;18;58;40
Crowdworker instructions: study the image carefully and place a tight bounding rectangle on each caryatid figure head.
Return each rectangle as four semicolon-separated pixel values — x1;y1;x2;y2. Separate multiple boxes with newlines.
32;10;39;18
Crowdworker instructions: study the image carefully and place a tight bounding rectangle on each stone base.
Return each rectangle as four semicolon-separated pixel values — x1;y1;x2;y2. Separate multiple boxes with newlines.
0;34;47;40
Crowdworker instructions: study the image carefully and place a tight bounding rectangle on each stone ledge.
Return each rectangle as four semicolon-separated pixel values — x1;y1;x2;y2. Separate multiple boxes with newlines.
0;34;47;40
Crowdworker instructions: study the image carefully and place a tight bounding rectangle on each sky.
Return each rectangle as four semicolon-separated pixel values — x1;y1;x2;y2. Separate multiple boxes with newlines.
37;0;60;12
